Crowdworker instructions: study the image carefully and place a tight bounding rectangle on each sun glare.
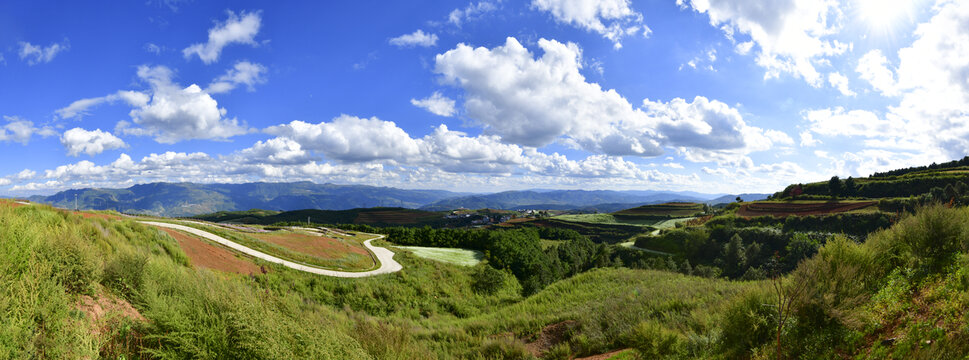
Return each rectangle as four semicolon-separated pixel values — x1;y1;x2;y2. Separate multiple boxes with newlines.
856;0;914;35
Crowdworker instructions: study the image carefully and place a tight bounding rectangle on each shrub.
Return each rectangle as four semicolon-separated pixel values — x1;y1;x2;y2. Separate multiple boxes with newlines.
624;321;684;359
103;252;149;298
891;205;968;275
718;288;775;359
471;264;506;295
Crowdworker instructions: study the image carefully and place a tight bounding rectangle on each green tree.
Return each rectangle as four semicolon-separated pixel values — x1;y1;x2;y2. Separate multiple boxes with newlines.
843;177;856;197
828;176;842;198
722;233;747;278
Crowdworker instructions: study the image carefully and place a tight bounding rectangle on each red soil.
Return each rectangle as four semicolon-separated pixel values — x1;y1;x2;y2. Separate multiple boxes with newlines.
736;201;877;218
575;349;633;360
251;232;368;259
159;228;262;275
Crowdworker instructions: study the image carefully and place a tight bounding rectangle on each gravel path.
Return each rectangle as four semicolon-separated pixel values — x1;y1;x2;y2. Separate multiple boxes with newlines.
140;221;403;278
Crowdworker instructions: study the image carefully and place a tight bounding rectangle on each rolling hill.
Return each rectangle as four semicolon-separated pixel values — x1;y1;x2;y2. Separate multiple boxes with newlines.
27;182;464;217
419;190;711;211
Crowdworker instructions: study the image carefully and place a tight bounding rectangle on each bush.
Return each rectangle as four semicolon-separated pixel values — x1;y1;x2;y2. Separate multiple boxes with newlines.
718;289;775;359
103;252;149;298
891;205;968;275
472;264;506;295
624;321;683;359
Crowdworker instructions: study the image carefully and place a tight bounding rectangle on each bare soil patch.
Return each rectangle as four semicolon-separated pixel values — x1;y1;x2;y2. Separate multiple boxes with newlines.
76;294;146;335
575;348;633;360
251;232;369;259
160;228;262;275
524;320;578;358
737;201;877;218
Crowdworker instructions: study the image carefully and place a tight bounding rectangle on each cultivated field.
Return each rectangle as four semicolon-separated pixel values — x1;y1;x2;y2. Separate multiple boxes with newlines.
736;200;878;217
159;228;262;275
395;246;483;266
353;209;442;224
612;202;704;219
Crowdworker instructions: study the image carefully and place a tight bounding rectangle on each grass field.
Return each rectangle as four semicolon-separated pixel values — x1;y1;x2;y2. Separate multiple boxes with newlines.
737;200;878;217
395;246;483;266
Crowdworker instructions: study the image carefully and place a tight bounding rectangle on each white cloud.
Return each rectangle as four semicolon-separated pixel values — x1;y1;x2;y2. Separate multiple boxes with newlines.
389;29;438;48
856;49;898;96
119;65;249;143
206;61;268;94
448;1;499;26
435;37;662;155
827;72;855;96
60;128;126;157
145;43;163;54
410;92;456;117
183;10;262;64
265;115;421;162
0;116;55;145
678;0;849;86
418;125;524;174
531;0;649;49
18;40;69;65
235;137;317;165
434;37;785;158
56;91;149;119
804;107;903;138
883;1;969;158
799;130;820;147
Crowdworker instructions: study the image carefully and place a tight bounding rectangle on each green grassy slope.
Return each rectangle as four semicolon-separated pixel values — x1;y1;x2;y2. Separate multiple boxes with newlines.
9;200;969;359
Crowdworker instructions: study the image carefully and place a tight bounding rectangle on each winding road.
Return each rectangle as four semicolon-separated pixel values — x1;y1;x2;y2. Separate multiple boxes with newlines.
140;221;403;278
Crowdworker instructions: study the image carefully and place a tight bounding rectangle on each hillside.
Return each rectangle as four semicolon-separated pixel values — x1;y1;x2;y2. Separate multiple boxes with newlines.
613;202;705;220
7;198;969;358
27;182;464;217
420;189;710;211
194;207;448;227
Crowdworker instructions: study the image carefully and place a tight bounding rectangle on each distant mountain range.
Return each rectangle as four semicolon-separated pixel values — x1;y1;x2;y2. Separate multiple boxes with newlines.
22;182;768;217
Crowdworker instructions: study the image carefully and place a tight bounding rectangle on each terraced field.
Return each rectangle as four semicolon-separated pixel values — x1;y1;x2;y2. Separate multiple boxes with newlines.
612;202;703;220
353;209;442;224
736;200;878;217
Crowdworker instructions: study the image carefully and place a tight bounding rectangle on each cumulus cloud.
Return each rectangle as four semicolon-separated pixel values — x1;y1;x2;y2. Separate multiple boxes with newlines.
117;65;249;143
235;137;317;165
410;92;456;117
206;61;267;94
799;131;820;147
18;40;69;65
265;115;421;162
856;49;898;96
389;29;438;48
448;1;499;26
828;72;855;96
434;37;785;158
0;116;55;145
183;10;262;64
531;0;649;48
804;107;902;138
677;0;849;87
60;128;126;157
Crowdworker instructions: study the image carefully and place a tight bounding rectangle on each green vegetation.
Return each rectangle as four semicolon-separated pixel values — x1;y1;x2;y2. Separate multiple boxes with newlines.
395;246;484;266
193;207;451;227
613;202;706;220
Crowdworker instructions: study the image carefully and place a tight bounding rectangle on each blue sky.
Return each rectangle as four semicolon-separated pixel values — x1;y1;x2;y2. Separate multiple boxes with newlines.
0;0;962;195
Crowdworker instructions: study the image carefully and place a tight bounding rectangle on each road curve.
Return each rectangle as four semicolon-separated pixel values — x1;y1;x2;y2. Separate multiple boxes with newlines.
140;221;403;278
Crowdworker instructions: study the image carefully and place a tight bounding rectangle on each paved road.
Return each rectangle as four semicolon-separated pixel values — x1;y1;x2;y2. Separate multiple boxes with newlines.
140;221;403;278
